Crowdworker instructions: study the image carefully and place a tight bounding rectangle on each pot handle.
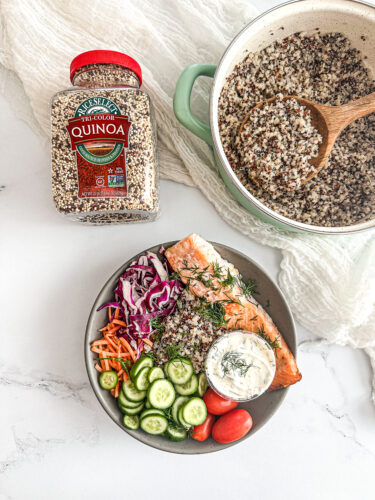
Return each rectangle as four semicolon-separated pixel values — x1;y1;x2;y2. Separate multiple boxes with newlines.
173;64;217;146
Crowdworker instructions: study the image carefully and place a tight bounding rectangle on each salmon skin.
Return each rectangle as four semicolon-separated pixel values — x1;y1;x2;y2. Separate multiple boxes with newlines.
165;234;301;391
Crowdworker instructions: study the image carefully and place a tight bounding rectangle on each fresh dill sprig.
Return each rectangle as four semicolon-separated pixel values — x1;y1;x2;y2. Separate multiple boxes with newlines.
257;325;280;353
196;299;227;328
220;269;237;289
221;351;253;377
181;261;213;288
222;291;242;306
241;278;258;297
144;351;156;361
163;406;176;426
212;261;224;279
96;357;131;374
169;270;181;281
166;344;181;359
149;315;165;341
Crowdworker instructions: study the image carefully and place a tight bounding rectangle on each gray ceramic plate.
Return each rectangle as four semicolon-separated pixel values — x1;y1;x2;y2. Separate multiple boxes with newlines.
85;241;297;454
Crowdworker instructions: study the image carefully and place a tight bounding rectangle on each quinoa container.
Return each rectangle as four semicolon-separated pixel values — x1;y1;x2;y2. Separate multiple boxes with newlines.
173;0;375;234
51;50;159;224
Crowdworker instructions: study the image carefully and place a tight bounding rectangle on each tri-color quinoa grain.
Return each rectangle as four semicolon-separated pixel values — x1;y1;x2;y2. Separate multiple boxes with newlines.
219;32;375;227
51;51;159;224
235;94;322;192
153;289;225;372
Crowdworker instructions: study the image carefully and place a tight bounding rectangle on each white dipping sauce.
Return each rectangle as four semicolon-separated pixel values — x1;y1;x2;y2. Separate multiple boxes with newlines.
205;331;276;401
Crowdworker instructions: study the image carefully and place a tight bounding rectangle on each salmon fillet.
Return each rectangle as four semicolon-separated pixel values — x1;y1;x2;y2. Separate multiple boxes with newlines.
165;234;301;391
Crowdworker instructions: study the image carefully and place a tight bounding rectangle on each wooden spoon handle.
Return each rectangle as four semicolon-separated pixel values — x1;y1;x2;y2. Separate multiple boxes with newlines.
331;91;375;132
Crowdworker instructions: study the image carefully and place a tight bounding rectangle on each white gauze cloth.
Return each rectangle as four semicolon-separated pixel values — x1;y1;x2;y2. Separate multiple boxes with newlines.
0;0;374;401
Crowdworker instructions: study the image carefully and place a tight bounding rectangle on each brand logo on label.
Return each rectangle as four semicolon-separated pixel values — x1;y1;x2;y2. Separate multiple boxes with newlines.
66;97;131;165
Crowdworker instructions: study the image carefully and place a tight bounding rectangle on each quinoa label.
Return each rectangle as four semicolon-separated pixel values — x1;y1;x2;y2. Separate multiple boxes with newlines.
66;97;131;199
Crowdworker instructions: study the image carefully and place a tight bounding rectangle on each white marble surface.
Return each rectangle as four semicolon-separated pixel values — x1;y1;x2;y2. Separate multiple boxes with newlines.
1;2;375;498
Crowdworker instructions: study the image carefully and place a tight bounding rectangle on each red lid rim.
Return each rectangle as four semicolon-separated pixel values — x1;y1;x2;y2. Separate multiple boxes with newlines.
70;50;142;85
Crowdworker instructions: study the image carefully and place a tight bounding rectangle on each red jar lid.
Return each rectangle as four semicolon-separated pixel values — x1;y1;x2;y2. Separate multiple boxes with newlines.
70;50;142;85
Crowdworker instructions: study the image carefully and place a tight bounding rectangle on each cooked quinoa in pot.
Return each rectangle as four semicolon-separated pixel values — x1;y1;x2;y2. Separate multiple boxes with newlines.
235;94;322;192
218;31;375;227
152;289;225;372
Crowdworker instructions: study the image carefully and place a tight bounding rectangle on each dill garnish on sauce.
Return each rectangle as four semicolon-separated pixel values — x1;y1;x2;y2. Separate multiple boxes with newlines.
221;351;253;377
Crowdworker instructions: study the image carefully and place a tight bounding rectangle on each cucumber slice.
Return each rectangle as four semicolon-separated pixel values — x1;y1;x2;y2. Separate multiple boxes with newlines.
118;389;143;409
182;397;207;426
163;361;170;377
166;424;187;442
134;367;151;391
171;396;189;424
147;379;175;409
130;356;154;382
123;415;139;430
140;408;165;420
123;379;146;402
175;374;198;396
99;370;118;390
145;400;151;409
122;403;144;415
178;407;191;429
148;367;165;383
118;401;129;414
167;358;193;385
140;415;168;435
198;373;208;397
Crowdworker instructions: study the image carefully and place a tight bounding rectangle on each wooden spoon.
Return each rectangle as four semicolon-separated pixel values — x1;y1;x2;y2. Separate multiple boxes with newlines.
239;92;375;185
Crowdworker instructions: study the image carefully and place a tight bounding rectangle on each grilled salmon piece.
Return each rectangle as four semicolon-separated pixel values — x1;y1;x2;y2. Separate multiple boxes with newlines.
165;234;301;391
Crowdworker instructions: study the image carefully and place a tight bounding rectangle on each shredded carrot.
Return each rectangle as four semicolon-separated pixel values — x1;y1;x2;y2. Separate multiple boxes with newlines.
104;335;118;350
91;308;154;397
106;326;121;335
113;319;127;327
92;339;108;346
120;337;137;362
91;348;131;358
114;382;120;398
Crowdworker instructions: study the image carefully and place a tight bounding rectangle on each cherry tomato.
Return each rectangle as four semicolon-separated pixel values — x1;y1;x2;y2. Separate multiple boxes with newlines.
203;388;238;415
191;412;215;441
212;409;253;444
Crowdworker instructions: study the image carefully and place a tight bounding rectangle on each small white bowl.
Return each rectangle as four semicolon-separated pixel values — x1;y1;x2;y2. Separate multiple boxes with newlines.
205;331;276;402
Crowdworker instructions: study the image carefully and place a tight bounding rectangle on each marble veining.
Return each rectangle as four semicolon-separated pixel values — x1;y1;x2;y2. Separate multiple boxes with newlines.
0;367;90;405
1;80;374;499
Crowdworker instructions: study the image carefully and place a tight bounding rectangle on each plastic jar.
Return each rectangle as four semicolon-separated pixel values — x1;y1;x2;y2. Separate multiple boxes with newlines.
51;50;159;224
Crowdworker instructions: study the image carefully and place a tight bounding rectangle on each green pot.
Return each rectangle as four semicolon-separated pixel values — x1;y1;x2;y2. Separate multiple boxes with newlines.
173;0;375;235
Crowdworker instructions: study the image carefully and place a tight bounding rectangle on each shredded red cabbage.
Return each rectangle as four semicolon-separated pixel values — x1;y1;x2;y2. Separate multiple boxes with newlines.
96;302;121;311
113;251;182;340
